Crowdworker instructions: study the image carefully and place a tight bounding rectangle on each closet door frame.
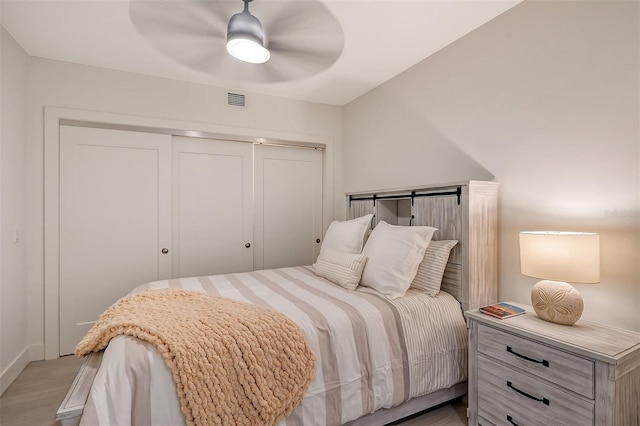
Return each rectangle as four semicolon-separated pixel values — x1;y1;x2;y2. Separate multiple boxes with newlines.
44;107;329;359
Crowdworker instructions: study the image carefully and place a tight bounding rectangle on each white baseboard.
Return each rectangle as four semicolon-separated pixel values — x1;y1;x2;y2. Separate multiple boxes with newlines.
0;347;30;395
0;343;47;395
28;343;45;361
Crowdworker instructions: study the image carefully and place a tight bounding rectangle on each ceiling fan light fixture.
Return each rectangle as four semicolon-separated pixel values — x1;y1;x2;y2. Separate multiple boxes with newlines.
226;1;270;64
226;35;270;64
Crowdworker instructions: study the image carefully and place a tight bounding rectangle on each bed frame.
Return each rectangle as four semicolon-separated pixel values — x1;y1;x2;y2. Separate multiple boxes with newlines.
57;180;498;426
344;180;499;424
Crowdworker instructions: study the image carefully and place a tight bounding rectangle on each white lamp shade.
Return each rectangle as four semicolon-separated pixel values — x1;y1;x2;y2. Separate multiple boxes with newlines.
519;231;600;283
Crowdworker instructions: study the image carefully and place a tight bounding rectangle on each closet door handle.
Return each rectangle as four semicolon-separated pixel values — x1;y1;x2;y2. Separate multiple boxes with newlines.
245;243;251;248
316;239;321;244
161;248;169;254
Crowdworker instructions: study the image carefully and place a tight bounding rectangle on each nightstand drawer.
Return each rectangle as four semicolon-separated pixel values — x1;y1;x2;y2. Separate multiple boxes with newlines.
477;324;594;398
477;416;496;426
478;356;594;426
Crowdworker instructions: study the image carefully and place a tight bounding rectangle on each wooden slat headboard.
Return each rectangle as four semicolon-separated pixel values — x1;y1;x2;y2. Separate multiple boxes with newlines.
346;180;499;312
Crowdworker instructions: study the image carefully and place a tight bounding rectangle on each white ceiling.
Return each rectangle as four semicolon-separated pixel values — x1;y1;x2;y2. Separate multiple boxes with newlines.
1;0;521;106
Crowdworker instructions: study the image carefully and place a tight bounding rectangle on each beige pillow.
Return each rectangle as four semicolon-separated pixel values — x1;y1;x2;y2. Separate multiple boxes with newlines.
360;221;437;299
411;240;458;296
314;248;368;291
320;214;373;255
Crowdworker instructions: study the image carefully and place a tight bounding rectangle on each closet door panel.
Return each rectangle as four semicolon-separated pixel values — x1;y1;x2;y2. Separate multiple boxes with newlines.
172;137;253;278
254;145;323;270
59;126;171;355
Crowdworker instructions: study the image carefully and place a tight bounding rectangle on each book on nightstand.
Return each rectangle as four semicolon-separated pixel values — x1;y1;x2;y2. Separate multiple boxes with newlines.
479;302;526;319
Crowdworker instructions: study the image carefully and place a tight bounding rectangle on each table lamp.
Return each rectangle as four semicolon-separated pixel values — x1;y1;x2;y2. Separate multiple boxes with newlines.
519;231;600;325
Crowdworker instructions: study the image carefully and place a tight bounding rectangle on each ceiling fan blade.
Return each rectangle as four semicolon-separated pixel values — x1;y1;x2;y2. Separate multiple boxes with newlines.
131;0;231;35
257;0;342;41
169;38;229;72
258;0;344;77
264;44;341;81
130;0;230;61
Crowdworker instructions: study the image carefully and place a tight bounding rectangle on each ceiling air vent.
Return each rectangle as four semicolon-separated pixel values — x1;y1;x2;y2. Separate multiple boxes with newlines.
226;92;246;108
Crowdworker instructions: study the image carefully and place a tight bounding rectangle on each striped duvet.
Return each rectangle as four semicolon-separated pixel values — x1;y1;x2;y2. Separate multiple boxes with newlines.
80;266;468;426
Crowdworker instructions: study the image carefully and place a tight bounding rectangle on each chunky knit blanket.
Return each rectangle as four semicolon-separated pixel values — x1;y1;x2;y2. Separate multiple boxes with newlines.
75;289;316;426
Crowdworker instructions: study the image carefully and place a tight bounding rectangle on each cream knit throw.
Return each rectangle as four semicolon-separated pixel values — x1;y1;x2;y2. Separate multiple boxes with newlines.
75;289;316;426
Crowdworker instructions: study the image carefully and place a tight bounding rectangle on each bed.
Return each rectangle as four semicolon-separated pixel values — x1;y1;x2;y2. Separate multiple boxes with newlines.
57;181;498;426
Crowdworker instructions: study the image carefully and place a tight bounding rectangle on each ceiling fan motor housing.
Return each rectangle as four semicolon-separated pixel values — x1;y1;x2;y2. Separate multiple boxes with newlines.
227;9;267;48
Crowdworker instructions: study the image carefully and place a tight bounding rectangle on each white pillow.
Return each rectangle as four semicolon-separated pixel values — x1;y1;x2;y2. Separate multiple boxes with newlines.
320;214;373;255
360;221;437;299
313;248;368;291
411;240;458;296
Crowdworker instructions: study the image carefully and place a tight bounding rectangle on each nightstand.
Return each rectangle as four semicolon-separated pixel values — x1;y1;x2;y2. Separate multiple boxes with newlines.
465;304;640;426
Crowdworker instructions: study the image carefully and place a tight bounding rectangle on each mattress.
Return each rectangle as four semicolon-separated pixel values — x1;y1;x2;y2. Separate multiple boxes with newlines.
80;266;468;426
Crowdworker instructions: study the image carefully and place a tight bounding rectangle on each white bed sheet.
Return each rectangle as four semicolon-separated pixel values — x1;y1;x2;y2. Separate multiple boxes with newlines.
80;266;468;426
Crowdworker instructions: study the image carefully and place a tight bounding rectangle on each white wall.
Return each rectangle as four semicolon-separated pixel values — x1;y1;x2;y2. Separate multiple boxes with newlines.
0;27;29;393
343;1;640;331
24;58;343;358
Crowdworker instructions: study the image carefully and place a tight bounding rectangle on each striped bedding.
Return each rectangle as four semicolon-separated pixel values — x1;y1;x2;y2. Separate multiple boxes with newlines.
80;266;468;426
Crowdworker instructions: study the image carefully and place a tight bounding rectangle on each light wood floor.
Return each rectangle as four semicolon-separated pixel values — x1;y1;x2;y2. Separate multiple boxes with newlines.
0;356;467;425
0;355;84;426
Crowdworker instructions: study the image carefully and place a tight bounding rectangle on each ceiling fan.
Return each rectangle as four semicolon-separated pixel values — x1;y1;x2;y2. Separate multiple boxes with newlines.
130;0;344;83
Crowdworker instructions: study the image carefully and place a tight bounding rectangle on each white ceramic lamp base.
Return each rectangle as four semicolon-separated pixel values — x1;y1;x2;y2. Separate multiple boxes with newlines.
531;280;584;326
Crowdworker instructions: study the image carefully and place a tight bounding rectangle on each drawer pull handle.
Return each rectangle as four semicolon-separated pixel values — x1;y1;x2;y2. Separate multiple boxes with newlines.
507;346;549;367
507;381;550;406
507;415;520;426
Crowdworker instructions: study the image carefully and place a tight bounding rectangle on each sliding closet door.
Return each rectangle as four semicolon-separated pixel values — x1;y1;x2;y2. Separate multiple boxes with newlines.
254;145;323;270
59;126;172;355
172;137;253;278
